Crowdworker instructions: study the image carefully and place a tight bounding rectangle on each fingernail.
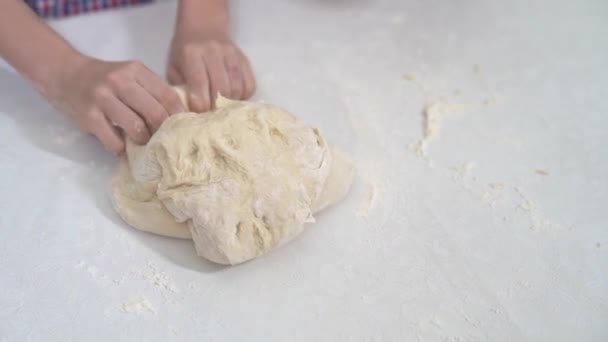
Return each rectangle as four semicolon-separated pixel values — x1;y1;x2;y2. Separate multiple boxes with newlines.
188;94;202;112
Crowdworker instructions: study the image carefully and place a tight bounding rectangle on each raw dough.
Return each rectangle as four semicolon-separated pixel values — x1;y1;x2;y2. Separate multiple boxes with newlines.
111;88;354;265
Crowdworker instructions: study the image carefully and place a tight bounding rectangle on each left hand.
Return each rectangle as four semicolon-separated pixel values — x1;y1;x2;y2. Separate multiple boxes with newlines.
167;29;256;112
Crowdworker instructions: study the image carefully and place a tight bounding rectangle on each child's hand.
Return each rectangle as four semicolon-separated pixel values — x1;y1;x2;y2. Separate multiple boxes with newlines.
167;29;256;112
50;56;185;154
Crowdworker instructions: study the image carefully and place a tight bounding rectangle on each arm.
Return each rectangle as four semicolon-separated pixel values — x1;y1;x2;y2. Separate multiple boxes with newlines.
168;0;256;111
0;1;185;154
176;0;230;34
0;1;84;95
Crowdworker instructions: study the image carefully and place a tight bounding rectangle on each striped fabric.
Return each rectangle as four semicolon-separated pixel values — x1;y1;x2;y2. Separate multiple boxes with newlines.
25;0;153;18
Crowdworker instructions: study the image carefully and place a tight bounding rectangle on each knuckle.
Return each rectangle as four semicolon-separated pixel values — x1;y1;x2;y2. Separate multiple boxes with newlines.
183;44;202;58
106;71;125;88
126;60;145;73
93;85;112;102
161;88;180;106
204;41;223;54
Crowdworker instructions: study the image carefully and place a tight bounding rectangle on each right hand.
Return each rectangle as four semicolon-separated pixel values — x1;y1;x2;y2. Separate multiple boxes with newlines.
166;28;256;113
48;56;186;154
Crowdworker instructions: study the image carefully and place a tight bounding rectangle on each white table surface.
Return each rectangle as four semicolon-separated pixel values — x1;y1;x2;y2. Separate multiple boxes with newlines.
1;0;607;341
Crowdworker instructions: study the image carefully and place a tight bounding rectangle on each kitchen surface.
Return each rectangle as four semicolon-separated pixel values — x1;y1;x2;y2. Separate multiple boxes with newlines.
1;0;607;341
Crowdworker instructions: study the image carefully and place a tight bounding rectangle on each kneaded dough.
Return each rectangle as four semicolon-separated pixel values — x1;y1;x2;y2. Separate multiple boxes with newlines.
111;88;354;265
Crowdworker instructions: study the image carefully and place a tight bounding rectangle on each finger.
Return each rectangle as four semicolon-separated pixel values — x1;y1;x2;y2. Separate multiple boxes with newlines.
117;83;168;133
167;65;184;85
224;53;244;100
172;86;189;109
86;108;125;154
183;56;211;112
203;53;231;104
101;96;150;145
136;67;185;115
240;53;257;99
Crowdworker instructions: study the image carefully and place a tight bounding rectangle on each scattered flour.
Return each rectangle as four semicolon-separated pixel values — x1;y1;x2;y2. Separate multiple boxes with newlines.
514;187;564;231
86;266;100;278
450;162;475;181
53;130;84;146
480;183;506;208
410;101;443;157
409;100;472;157
144;261;179;293
75;260;108;280
356;181;378;218
401;73;435;95
354;160;388;219
401;71;564;233
75;259;131;285
122;296;156;314
444;161;564;230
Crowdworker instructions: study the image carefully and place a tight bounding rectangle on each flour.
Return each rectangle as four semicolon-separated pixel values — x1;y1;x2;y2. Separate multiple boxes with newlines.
402;73;429;94
480;183;506;208
514;187;564;231
52;130;83;146
352;158;389;220
410;100;445;157
450;161;475;181
75;260;108;280
356;181;378;218
439;156;564;231
86;265;100;278
145;261;178;293
122;296;156;314
401;71;567;233
409;100;473;157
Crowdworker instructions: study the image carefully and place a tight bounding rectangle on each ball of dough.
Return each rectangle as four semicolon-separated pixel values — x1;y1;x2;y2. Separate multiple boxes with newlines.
111;90;354;265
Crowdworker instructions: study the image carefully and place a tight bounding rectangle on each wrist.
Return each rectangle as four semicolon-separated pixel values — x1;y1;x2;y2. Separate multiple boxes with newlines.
37;49;89;100
175;0;230;35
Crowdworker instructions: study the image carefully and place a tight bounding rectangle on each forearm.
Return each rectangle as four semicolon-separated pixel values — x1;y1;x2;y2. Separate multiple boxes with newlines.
0;1;83;93
175;0;230;34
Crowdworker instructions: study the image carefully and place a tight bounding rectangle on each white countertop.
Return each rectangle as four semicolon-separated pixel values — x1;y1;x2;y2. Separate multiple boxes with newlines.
1;0;607;341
